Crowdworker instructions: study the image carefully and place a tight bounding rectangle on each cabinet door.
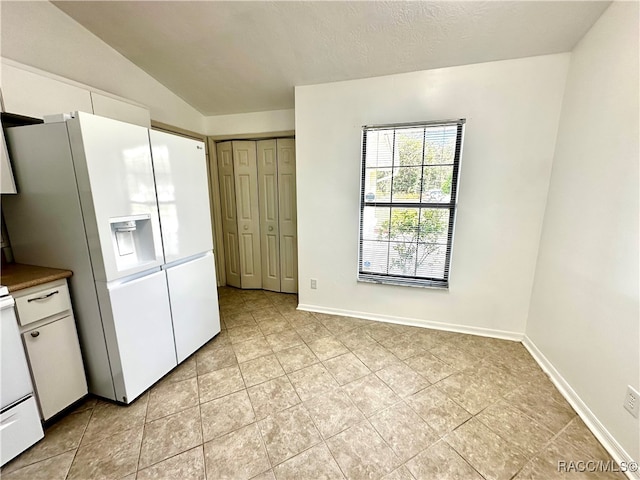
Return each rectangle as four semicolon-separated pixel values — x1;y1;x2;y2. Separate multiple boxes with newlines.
277;139;298;293
0;128;17;194
22;316;88;420
257;140;281;292
232;141;262;289
166;252;221;363
91;92;151;128
150;130;213;262
2;64;93;119
216;142;241;288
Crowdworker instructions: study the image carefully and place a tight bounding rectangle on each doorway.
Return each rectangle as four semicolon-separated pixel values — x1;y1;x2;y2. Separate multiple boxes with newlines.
209;137;297;293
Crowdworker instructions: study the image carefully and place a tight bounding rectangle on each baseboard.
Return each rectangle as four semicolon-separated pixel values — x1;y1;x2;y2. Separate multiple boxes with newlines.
523;336;639;480
296;303;523;341
297;303;637;478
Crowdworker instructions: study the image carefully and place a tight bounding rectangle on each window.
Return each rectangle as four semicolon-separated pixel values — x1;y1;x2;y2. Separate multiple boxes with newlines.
358;119;465;288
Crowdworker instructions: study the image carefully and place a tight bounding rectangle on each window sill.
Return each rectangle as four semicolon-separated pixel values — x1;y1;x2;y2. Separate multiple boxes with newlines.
357;274;448;290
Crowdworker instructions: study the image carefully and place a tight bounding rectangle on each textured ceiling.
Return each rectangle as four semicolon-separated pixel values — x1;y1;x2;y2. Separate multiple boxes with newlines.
48;1;609;116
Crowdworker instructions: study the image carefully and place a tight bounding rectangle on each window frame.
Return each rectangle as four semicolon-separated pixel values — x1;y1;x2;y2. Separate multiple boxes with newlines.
358;119;465;289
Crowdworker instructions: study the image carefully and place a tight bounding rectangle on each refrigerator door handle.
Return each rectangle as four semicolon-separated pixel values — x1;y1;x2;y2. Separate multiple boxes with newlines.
105;267;163;289
162;251;211;270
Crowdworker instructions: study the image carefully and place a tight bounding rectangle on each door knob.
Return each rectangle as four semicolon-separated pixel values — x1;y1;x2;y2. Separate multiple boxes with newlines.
268;226;274;232
244;225;249;230
30;331;40;338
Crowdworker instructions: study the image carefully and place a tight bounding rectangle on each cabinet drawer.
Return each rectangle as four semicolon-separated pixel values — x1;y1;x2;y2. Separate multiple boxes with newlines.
14;280;71;327
0;396;44;466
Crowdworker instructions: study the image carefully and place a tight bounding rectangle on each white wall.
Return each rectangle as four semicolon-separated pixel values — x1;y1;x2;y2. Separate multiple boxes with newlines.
0;1;204;133
205;109;295;137
295;54;569;338
526;1;639;462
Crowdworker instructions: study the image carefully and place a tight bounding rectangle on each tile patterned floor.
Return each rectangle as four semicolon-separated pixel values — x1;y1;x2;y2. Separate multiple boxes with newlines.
1;287;625;480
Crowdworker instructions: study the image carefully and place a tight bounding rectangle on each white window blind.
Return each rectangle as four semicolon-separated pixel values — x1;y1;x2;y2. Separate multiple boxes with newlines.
358;119;465;288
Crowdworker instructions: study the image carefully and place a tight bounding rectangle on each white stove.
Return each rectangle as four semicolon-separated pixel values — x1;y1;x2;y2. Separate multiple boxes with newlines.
0;285;44;466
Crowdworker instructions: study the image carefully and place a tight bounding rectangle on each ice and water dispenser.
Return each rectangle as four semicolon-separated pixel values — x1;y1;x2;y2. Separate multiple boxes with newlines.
109;214;156;271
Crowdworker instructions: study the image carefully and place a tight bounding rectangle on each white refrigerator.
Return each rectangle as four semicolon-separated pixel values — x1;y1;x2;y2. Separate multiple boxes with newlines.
3;112;220;404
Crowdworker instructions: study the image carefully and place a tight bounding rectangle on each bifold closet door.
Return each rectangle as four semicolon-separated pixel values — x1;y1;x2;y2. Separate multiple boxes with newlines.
277;139;298;293
216;142;241;288
257;140;280;292
232;141;262;289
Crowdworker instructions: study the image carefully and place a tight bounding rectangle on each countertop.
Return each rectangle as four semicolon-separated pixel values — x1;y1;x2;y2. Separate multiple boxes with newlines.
1;263;73;292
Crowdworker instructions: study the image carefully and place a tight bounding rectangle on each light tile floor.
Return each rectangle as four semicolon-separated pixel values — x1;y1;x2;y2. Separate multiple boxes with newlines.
1;287;625;480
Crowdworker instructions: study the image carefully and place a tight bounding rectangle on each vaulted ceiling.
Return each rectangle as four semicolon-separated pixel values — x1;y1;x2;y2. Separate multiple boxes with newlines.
15;1;613;115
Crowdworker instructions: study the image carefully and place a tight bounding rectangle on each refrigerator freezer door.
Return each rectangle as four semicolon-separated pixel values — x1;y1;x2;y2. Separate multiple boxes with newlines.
67;112;164;282
97;270;177;403
149;130;214;264
165;252;220;363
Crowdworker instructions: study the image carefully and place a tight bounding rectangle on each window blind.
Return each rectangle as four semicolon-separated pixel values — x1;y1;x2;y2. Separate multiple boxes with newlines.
358;119;465;288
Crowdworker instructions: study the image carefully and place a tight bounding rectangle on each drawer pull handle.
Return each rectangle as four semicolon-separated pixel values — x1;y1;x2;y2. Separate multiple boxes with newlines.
27;290;59;302
30;331;40;338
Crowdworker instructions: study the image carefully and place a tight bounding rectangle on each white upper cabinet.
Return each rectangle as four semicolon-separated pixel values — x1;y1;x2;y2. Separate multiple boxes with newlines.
1;62;150;127
149;130;213;263
0;127;17;194
2;64;93;119
90;92;150;128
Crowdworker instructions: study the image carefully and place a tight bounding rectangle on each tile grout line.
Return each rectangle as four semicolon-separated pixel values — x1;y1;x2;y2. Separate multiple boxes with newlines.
194;349;205;480
440;434;491;480
133;394;150;477
249;290;279;477
64;399;97;480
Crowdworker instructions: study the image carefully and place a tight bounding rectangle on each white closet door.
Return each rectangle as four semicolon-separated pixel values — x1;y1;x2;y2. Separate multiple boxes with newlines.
277;139;298;293
216;142;241;288
257;140;281;292
232;141;262;289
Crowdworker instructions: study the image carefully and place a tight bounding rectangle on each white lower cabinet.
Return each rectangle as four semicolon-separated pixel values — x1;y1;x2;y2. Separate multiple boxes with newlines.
22;316;87;420
14;279;88;420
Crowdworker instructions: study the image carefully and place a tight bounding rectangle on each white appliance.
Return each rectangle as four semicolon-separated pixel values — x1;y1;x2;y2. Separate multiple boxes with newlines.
1;286;44;466
3;112;220;403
